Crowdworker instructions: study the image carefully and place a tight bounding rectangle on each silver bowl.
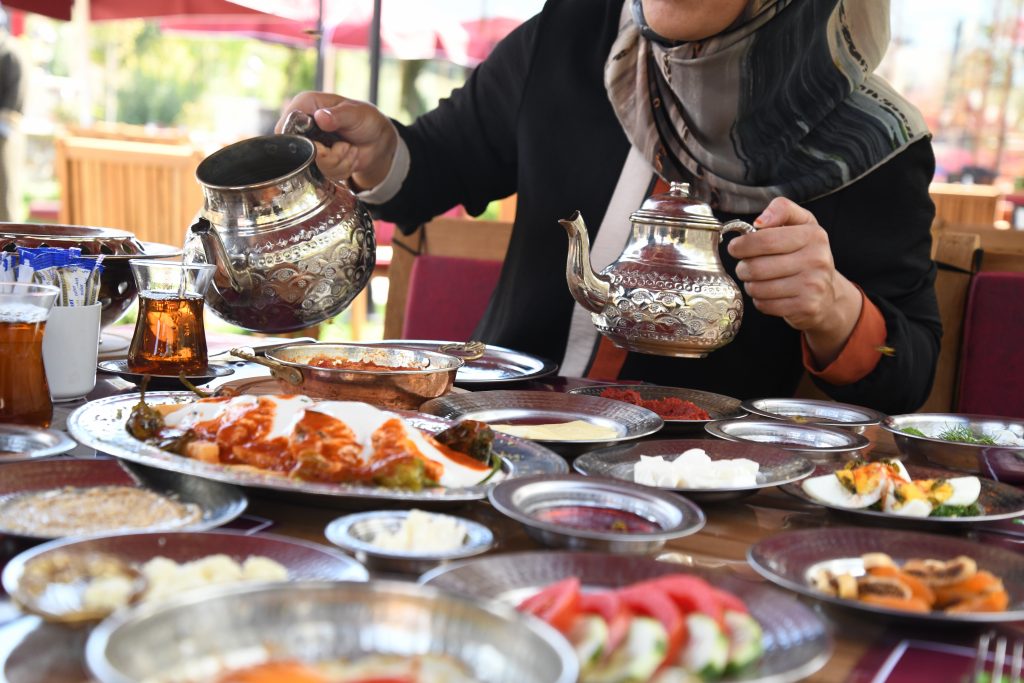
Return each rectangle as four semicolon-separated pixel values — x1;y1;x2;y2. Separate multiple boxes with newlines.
741;398;885;434
488;474;705;554
85;580;579;683
883;413;1024;481
324;510;494;575
0;425;77;462
705;418;869;460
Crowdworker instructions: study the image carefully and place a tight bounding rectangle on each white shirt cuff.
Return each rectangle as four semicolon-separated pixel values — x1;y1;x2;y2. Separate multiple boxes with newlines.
355;134;410;205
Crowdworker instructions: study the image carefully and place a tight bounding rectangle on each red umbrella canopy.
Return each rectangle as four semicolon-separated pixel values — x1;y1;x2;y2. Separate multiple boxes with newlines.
4;0;280;21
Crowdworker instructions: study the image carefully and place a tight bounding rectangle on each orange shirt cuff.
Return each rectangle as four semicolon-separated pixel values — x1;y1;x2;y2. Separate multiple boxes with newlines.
801;291;887;386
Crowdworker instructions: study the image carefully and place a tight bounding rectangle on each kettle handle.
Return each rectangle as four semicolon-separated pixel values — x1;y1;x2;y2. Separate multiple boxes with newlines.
720;220;756;243
282;110;345;148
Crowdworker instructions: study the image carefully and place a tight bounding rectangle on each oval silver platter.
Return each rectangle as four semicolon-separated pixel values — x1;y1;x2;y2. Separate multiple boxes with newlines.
67;392;568;506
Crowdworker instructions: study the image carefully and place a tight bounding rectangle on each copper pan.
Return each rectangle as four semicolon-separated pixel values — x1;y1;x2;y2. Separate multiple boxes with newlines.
230;343;464;410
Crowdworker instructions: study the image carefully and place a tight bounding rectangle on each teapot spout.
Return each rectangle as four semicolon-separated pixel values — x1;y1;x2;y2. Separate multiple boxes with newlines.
559;211;610;314
189;217;252;294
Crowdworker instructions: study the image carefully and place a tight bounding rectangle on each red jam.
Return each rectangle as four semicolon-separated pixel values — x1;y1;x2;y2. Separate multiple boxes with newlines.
533;505;661;533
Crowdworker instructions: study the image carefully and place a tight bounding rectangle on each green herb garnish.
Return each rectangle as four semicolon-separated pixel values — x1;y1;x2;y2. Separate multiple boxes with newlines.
901;426;927;437
930;503;982;517
936;425;997;445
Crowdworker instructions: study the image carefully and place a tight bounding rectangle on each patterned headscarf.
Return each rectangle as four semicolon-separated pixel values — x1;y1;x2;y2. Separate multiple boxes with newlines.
605;0;930;213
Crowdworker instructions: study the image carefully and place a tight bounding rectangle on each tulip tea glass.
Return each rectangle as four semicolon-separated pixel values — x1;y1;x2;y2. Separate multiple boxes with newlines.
127;261;215;375
0;282;59;427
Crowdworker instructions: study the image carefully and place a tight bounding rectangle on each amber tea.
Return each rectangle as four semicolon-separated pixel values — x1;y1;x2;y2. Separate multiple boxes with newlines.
0;284;58;427
127;292;209;375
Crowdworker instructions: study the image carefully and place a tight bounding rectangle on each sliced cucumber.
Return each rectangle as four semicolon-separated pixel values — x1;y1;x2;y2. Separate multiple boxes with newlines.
681;613;728;678
651;666;701;683
586;616;667;683
724;610;764;671
570;614;609;673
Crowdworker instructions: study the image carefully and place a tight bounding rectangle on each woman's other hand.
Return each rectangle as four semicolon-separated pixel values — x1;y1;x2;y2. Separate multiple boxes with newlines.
726;196;863;367
276;91;398;190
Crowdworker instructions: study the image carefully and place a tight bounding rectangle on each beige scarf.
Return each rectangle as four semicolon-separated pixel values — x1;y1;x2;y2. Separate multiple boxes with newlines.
605;0;930;213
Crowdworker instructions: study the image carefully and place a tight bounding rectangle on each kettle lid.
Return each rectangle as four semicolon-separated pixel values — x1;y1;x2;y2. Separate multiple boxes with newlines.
630;181;720;227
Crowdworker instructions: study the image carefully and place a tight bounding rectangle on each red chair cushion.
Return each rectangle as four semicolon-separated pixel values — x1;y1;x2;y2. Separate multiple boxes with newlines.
402;254;503;341
956;271;1024;418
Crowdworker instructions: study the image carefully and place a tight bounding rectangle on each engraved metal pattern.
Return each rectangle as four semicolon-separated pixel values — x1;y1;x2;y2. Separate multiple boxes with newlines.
595;268;744;355
185;182;375;333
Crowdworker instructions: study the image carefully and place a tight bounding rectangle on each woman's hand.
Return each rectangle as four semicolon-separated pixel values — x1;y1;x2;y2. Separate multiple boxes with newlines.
276;91;398;190
726;197;863;367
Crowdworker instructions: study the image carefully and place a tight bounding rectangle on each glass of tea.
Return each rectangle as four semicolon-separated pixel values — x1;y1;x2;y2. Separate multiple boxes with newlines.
127;260;215;375
0;282;60;427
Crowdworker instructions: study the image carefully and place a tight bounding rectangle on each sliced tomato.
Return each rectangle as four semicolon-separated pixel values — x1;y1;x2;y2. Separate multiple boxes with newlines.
640;575;723;623
710;587;748;615
517;577;581;633
579;590;631;655
617;585;686;667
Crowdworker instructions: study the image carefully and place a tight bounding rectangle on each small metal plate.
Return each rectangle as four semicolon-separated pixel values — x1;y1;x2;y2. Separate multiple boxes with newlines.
487;474;705;554
97;360;235;387
749;526;1024;623
0;425;77;463
573;438;814;502
780;461;1024;526
324;510;494;575
741;398;885;433
420;390;664;452
705;418;869;458
421;551;832;683
0;458;247;541
569;384;745;433
367;340;559;385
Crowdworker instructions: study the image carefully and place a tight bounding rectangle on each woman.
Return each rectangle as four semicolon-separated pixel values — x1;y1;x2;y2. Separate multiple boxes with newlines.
279;0;940;414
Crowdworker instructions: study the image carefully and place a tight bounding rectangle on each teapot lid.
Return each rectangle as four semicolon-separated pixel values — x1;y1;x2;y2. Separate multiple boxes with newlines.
630;181;720;227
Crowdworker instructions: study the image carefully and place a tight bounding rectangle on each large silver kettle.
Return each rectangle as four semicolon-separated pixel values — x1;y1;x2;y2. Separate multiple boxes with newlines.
560;182;755;358
184;111;375;333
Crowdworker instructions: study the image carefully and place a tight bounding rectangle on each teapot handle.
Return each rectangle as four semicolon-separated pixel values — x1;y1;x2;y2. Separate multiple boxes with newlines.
720;220;757;243
281;110;345;148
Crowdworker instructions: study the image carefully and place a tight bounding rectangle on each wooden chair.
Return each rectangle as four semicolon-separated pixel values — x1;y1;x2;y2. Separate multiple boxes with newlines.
383;217;514;339
794;231;981;411
54;133;206;247
929;182;1000;226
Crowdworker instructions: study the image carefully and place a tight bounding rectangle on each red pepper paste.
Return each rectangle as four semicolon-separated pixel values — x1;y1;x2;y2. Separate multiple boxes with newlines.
599;387;711;420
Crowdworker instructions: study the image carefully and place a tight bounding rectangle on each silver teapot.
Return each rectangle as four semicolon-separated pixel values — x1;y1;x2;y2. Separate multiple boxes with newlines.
184;111;375;333
560;182;755;358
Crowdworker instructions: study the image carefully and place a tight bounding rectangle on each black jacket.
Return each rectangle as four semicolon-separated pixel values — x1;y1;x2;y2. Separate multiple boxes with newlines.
374;0;941;414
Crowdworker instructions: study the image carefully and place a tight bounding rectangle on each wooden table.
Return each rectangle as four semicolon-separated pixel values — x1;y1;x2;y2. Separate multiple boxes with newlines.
9;357;1023;683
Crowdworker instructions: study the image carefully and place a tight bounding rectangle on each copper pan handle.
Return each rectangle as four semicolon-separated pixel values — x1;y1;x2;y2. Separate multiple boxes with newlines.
230;347;304;386
438;340;486;362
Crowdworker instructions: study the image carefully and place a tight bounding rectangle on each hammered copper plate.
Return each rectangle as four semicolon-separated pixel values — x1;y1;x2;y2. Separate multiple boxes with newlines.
421;551;831;683
0;459;246;540
780;461;1024;526
749;526;1024;623
67;392;567;506
574;439;814;502
569;384;745;433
